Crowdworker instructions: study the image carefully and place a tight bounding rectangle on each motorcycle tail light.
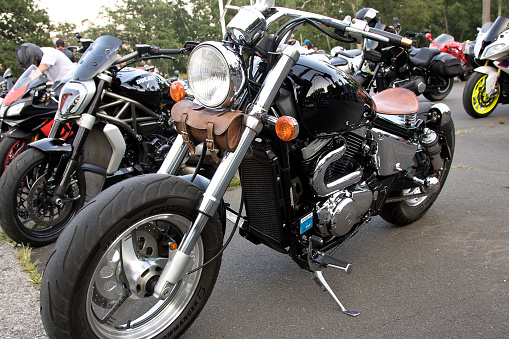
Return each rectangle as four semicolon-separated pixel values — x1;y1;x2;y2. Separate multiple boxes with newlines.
275;116;299;141
170;81;186;102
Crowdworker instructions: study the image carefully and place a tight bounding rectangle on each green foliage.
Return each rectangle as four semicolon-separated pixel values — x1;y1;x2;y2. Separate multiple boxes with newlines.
79;0;223;77
2;0;509;78
53;22;79;48
0;0;52;76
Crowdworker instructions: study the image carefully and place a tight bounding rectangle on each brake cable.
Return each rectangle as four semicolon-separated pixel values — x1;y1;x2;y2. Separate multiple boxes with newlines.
186;185;244;275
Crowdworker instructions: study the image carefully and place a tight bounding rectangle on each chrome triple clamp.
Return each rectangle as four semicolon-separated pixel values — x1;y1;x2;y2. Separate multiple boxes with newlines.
307;236;360;317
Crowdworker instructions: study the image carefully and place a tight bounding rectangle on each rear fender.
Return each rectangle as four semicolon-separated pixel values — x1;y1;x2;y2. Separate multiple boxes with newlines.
474;66;499;95
428;103;454;159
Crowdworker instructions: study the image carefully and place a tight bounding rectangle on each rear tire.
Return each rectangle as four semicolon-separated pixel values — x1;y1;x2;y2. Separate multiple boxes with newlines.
40;174;223;339
423;77;454;101
380;120;455;226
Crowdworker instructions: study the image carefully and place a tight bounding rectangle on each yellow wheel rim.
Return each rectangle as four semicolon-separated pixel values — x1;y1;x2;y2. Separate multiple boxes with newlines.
471;75;500;115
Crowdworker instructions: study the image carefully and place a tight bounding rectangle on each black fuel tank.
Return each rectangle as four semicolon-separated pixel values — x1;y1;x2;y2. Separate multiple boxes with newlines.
290;56;373;138
113;67;170;109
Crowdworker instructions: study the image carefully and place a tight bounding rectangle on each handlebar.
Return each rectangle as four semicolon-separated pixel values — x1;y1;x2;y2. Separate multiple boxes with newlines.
149;46;183;55
368;27;413;48
264;7;414;50
113;44;188;66
318;17;412;49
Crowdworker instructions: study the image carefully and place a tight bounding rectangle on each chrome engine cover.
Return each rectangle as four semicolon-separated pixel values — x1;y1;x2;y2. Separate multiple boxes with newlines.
316;182;373;237
309;138;363;197
370;128;418;176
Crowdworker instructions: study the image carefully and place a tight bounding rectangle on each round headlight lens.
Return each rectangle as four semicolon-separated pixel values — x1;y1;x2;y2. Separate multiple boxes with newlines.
187;42;244;108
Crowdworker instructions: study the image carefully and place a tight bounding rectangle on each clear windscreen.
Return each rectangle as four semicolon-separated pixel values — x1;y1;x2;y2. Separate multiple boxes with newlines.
72;35;123;81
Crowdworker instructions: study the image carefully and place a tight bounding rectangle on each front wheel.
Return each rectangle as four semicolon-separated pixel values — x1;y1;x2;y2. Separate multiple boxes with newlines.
423;77;454;101
462;71;500;118
0;148;86;246
40;174;223;339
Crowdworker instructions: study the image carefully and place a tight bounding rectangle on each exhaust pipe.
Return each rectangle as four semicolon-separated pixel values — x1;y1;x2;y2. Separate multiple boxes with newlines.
398;76;426;94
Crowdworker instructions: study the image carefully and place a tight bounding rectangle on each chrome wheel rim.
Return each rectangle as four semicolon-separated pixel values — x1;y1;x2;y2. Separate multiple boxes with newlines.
86;213;203;338
402;187;427;206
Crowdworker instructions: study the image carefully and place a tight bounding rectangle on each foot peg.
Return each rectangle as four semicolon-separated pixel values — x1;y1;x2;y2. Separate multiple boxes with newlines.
314;271;360;317
312;253;353;274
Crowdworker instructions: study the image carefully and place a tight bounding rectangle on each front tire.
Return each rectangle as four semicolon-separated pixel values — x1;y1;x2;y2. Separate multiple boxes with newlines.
0;136;29;176
40;174;223;339
423;77;454;101
462;71;500;118
0;148;86;246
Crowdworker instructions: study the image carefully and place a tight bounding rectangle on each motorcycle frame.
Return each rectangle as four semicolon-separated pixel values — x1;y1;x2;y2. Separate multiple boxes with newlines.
30;77;173;202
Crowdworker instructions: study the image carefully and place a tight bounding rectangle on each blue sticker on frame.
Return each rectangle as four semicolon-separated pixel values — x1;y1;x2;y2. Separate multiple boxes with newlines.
300;212;313;234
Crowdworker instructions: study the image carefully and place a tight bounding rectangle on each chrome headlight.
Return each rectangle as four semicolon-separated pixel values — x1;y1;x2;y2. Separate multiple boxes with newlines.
227;6;266;43
187;42;245;108
57;80;96;118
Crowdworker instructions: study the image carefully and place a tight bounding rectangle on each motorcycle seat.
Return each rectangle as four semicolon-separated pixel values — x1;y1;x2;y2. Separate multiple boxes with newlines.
372;88;419;115
337;49;362;58
330;56;348;67
409;47;441;67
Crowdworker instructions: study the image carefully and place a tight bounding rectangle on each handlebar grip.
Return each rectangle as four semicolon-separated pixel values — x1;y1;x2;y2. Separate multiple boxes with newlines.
320;19;347;35
150;46;182;55
368;27;413;48
114;51;138;65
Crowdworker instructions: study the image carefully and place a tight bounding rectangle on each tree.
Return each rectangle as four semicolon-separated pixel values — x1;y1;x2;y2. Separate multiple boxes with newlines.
80;0;223;76
483;0;491;24
53;22;79;49
0;0;52;75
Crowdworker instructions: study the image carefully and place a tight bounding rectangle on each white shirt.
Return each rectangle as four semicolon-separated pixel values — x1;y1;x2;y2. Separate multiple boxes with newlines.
40;47;75;82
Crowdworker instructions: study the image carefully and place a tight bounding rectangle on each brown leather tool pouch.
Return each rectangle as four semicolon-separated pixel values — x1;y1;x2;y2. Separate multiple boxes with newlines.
171;100;245;162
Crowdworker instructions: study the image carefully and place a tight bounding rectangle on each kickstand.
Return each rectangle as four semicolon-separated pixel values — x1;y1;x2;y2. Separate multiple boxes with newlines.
314;271;360;317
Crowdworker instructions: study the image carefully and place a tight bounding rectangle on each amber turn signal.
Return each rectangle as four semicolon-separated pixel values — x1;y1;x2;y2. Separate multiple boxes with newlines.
170;81;186;102
275;116;299;141
170;242;178;251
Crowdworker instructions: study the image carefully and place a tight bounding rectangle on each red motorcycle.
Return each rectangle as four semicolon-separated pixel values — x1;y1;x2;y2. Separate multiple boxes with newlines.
427;33;475;80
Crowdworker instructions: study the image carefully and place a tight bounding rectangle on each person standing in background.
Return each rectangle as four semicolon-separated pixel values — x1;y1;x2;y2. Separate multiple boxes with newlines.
55;39;78;63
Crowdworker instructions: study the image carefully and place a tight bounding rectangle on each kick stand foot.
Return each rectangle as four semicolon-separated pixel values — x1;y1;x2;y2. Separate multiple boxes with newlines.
313;271;360;317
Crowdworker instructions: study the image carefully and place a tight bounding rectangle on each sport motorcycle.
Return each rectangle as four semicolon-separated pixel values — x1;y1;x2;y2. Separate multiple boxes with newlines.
0;65;71;176
426;32;476;81
40;1;455;338
462;16;509;118
0;38;194;246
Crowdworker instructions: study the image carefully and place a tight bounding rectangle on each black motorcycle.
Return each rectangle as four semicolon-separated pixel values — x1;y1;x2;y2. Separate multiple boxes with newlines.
40;3;455;338
354;20;463;101
0;37;194;246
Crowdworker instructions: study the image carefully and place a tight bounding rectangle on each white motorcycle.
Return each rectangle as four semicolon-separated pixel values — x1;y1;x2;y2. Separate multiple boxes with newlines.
462;16;509;118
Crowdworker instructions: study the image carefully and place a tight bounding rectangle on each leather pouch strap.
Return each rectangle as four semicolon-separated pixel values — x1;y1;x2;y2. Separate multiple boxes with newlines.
207;121;220;163
181;113;195;154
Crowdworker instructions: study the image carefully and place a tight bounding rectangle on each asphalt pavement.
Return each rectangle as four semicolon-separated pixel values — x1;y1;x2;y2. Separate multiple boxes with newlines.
1;80;508;338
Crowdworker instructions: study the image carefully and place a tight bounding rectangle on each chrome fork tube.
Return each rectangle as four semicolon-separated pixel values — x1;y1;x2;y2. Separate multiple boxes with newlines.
153;45;300;299
157;134;189;175
153;116;262;299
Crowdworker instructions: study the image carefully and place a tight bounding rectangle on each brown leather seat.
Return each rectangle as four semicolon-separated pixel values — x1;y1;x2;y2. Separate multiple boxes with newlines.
372;87;420;115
